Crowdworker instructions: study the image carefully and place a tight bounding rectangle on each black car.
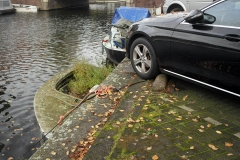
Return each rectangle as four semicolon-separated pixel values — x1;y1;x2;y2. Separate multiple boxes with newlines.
126;0;240;97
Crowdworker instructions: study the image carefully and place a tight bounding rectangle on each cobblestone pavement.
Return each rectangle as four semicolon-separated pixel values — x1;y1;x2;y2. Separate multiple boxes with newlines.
30;59;240;160
85;75;240;160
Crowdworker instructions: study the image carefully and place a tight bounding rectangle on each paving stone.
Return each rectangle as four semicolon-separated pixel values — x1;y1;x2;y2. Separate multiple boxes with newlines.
204;117;222;126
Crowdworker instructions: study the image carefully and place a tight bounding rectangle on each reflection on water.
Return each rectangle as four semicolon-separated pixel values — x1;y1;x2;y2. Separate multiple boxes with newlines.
0;3;119;159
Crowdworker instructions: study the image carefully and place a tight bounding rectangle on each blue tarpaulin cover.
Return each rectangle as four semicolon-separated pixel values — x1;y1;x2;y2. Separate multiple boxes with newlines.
111;6;151;24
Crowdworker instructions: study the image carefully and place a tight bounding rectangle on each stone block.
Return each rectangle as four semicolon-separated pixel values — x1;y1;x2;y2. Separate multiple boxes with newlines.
152;74;168;91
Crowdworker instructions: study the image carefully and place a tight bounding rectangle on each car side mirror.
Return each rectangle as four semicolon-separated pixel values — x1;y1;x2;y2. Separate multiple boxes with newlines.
185;9;204;23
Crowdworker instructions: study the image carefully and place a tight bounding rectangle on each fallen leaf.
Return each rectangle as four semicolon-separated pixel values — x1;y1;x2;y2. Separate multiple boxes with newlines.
62;143;65;146
216;131;222;134
208;144;218;150
66;151;69;155
188;136;193;139
225;142;233;147
120;139;124;142
200;125;204;129
192;118;198;122
51;151;56;155
68;129;72;133
98;114;103;117
75;126;80;129
7;157;13;160
119;110;124;112
152;155;159;160
190;146;194;150
167;128;171;131
147;146;152;150
198;129;204;132
225;124;229;126
128;124;133;128
207;124;211;128
175;117;182;121
227;153;233;156
183;95;188;101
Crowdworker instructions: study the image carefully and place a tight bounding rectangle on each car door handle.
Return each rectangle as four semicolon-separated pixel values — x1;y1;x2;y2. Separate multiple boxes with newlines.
224;34;240;42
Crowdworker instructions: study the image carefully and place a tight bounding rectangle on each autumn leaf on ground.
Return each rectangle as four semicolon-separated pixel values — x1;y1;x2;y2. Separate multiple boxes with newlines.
227;153;233;156
208;144;218;150
225;142;233;147
51;151;57;155
216;130;222;134
192;118;198;122
183;95;188;101
147;146;152;150
200;125;204;129
207;124;211;128
188;136;193;139
198;129;204;132
152;155;159;160
190;146;194;150
128;124;133;128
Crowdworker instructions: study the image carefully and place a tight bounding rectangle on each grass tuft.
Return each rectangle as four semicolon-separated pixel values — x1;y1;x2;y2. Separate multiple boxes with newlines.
68;59;113;96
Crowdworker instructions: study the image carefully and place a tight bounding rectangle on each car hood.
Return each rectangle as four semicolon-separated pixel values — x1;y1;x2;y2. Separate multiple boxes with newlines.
137;12;189;28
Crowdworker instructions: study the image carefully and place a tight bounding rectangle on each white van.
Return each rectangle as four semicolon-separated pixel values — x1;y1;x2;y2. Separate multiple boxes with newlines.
162;0;214;13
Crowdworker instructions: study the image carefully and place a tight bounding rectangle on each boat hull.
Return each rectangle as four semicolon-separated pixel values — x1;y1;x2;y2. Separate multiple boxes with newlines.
103;43;125;65
12;4;38;12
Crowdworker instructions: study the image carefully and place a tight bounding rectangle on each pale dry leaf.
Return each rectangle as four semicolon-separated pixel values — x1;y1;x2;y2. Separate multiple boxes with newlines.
207;124;211;128
147;146;152;150
198;129;204;132
62;143;65;146
192;118;198;122
120;139;124;142
158;119;162;122
51;151;56;155
66;151;69;155
227;153;233;156
68;129;72;133
216;130;222;134
188;136;193;139
98;114;103;117
128;124;133;128
190;146;194;150
183;95;188;101
107;136;110;139
116;121;121;125
225;124;229;126
200;125;204;129
208;144;218;150
225;142;233;147
175;117;182;121
119;110;124;112
167;128;171;130
152;155;159;160
75;126;80;129
7;157;13;160
46;158;50;160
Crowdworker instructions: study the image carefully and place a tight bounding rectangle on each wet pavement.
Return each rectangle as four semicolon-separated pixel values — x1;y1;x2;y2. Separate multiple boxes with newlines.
30;58;240;159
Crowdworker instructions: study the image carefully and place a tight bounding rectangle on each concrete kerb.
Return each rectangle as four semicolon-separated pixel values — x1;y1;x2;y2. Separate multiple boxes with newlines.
30;58;137;159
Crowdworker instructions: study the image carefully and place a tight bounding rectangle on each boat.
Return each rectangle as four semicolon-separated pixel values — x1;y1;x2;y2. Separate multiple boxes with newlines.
0;0;16;14
12;4;38;12
102;6;151;65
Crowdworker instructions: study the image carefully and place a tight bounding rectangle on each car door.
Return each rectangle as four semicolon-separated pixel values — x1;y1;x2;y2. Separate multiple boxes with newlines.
170;0;240;90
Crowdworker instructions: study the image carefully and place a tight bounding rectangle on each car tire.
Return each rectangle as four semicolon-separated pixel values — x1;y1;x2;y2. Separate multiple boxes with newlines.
170;7;183;13
130;37;159;79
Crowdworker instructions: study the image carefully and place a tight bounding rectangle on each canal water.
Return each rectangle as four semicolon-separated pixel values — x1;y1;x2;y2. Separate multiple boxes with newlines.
0;3;122;159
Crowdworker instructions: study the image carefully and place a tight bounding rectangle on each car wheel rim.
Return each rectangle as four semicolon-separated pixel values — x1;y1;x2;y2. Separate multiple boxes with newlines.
133;44;152;74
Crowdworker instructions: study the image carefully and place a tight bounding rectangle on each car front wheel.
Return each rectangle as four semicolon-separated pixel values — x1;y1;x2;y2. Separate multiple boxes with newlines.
130;37;159;79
